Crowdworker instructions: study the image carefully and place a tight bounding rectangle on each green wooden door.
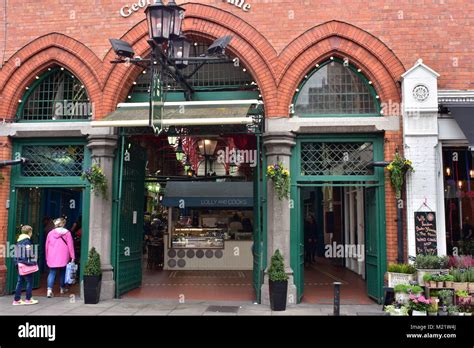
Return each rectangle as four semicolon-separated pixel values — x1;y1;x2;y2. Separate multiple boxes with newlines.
291;186;305;302
365;187;381;301
115;140;147;297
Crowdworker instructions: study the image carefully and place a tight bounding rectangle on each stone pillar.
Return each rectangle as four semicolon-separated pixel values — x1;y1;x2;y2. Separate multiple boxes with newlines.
86;135;118;300
261;132;297;306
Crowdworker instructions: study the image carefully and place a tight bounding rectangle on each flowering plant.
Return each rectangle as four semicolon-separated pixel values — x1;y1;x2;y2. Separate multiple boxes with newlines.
267;162;290;200
81;164;108;199
408;294;431;312
386;153;414;199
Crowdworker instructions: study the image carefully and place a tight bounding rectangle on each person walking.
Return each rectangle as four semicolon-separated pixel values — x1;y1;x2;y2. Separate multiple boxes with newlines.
45;217;75;298
304;214;317;267
12;225;39;305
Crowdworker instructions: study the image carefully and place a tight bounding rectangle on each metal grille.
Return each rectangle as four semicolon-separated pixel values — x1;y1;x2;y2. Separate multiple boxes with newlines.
301;142;374;176
19;68;90;121
128;43;255;96
21;145;85;177
294;62;377;115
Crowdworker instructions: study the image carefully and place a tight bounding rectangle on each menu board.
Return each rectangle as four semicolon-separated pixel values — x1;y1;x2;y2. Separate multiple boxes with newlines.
414;211;437;255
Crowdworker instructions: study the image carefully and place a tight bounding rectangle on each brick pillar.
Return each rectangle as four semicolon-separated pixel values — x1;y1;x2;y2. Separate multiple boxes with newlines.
0;137;12;294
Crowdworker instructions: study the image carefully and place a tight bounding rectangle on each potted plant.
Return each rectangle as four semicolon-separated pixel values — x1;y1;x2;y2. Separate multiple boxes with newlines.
468;267;474;292
415;255;449;285
266;162;290;200
386;153;414;199
387;263;416;288
438;304;448;316
384;304;409;316
447;305;459;316
444;274;454;288
423;273;435;288
427;300;438;316
438;289;454;307
394;284;423;304
451;269;469;292
408;293;431;316
456;290;472;316
83;247;102;304
268;249;289;311
81;164;108;199
433;274;445;288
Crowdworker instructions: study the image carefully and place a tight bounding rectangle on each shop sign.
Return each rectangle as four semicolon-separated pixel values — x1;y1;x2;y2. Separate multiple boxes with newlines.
120;0;251;18
222;0;251;12
120;0;151;18
200;199;251;207
414;211;437;255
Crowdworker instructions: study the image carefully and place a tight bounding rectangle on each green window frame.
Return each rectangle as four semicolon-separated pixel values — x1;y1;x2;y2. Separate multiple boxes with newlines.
291;58;381;117
11;139;91;186
16;67;91;122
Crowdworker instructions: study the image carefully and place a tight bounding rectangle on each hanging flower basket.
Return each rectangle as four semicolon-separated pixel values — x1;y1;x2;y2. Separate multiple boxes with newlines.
81;164;108;199
267;162;290;200
386;153;414;199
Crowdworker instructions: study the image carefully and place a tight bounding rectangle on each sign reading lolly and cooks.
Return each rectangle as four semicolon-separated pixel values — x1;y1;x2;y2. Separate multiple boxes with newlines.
414;211;438;255
120;0;251;18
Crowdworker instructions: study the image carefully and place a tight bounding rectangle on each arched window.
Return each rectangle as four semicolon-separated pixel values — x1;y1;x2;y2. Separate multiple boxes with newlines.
17;67;91;121
127;42;256;102
292;59;379;116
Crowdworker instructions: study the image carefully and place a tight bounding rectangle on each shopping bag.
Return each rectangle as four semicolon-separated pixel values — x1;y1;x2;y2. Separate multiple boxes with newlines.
65;261;78;285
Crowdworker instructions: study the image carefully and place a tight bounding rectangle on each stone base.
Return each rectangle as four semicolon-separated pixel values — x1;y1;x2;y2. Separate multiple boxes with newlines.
260;273;298;307
99;265;115;300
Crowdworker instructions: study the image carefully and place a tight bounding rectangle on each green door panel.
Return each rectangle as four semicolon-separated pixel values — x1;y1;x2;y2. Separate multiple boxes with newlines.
252;135;263;302
115;139;147;297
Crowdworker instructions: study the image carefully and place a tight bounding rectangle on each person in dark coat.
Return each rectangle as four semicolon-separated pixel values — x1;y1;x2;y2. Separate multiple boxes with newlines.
13;225;38;305
304;214;317;267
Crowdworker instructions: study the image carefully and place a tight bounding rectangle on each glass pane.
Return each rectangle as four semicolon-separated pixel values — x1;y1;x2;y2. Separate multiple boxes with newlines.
21;145;85;177
443;147;474;255
301;142;374;176
294;62;377;115
20;68;90;121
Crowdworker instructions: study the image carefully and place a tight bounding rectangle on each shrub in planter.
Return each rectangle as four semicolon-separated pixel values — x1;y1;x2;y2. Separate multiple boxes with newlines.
443;274;454;288
456;290;472;315
433;274;445;288
268;249;289;311
384;304;409;316
438;289;454;307
387;263;416;287
427;301;438;316
447;305;459;316
415;255;449;285
394;285;423;304
451;269;469;292
83;247;102;304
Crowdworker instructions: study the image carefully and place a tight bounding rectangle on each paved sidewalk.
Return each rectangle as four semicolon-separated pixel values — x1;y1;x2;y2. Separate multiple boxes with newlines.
0;296;384;316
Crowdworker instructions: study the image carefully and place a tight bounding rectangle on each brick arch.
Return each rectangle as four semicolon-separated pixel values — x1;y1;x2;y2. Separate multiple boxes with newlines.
101;2;278;117
0;33;103;119
277;21;405;117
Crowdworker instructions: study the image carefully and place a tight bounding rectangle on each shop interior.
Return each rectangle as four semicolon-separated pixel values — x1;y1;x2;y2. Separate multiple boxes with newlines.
12;187;83;296
300;186;373;304
123;133;258;301
443;147;474;256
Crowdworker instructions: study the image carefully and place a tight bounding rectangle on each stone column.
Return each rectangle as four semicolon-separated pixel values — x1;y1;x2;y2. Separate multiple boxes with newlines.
261;132;297;306
86;135;118;300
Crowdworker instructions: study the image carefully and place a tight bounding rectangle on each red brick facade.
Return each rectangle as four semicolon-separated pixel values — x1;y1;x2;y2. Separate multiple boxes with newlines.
0;1;472;293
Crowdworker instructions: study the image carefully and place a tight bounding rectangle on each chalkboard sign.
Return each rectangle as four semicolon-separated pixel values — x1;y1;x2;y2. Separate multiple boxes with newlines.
414;211;437;255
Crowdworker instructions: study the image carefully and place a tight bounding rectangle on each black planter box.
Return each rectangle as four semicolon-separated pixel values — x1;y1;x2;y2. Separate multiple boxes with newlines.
269;280;288;311
83;275;101;304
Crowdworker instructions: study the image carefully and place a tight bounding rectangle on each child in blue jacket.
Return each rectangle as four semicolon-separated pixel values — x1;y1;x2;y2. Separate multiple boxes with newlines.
13;225;39;305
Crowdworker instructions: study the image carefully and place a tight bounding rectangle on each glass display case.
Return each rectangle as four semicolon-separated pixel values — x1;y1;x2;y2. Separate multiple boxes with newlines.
171;228;225;249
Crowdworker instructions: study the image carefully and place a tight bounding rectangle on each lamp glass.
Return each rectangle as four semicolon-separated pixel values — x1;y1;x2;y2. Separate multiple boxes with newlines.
168;0;185;39
145;1;172;43
197;139;218;156
171;36;191;69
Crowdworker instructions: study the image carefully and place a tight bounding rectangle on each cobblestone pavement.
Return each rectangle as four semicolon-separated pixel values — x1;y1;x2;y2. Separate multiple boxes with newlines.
0;296;384;316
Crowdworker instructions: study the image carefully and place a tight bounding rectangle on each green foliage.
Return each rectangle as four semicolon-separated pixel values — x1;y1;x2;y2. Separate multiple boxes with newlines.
451;269;469;282
387;263;416;274
423;273;433;282
447;305;459;314
455;290;469;298
84;247;102;277
81;164;108;199
394;284;423;294
415;255;449;269
438;290;454;306
384;305;409;316
268;249;288;282
267;162;290;200
427;301;438;313
386;153;414;199
444;274;454;282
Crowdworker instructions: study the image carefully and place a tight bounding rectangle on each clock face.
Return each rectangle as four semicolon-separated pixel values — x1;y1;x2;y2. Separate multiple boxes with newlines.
413;84;430;102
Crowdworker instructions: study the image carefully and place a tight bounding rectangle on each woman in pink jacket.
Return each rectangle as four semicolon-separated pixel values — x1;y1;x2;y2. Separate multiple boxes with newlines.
45;218;75;298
